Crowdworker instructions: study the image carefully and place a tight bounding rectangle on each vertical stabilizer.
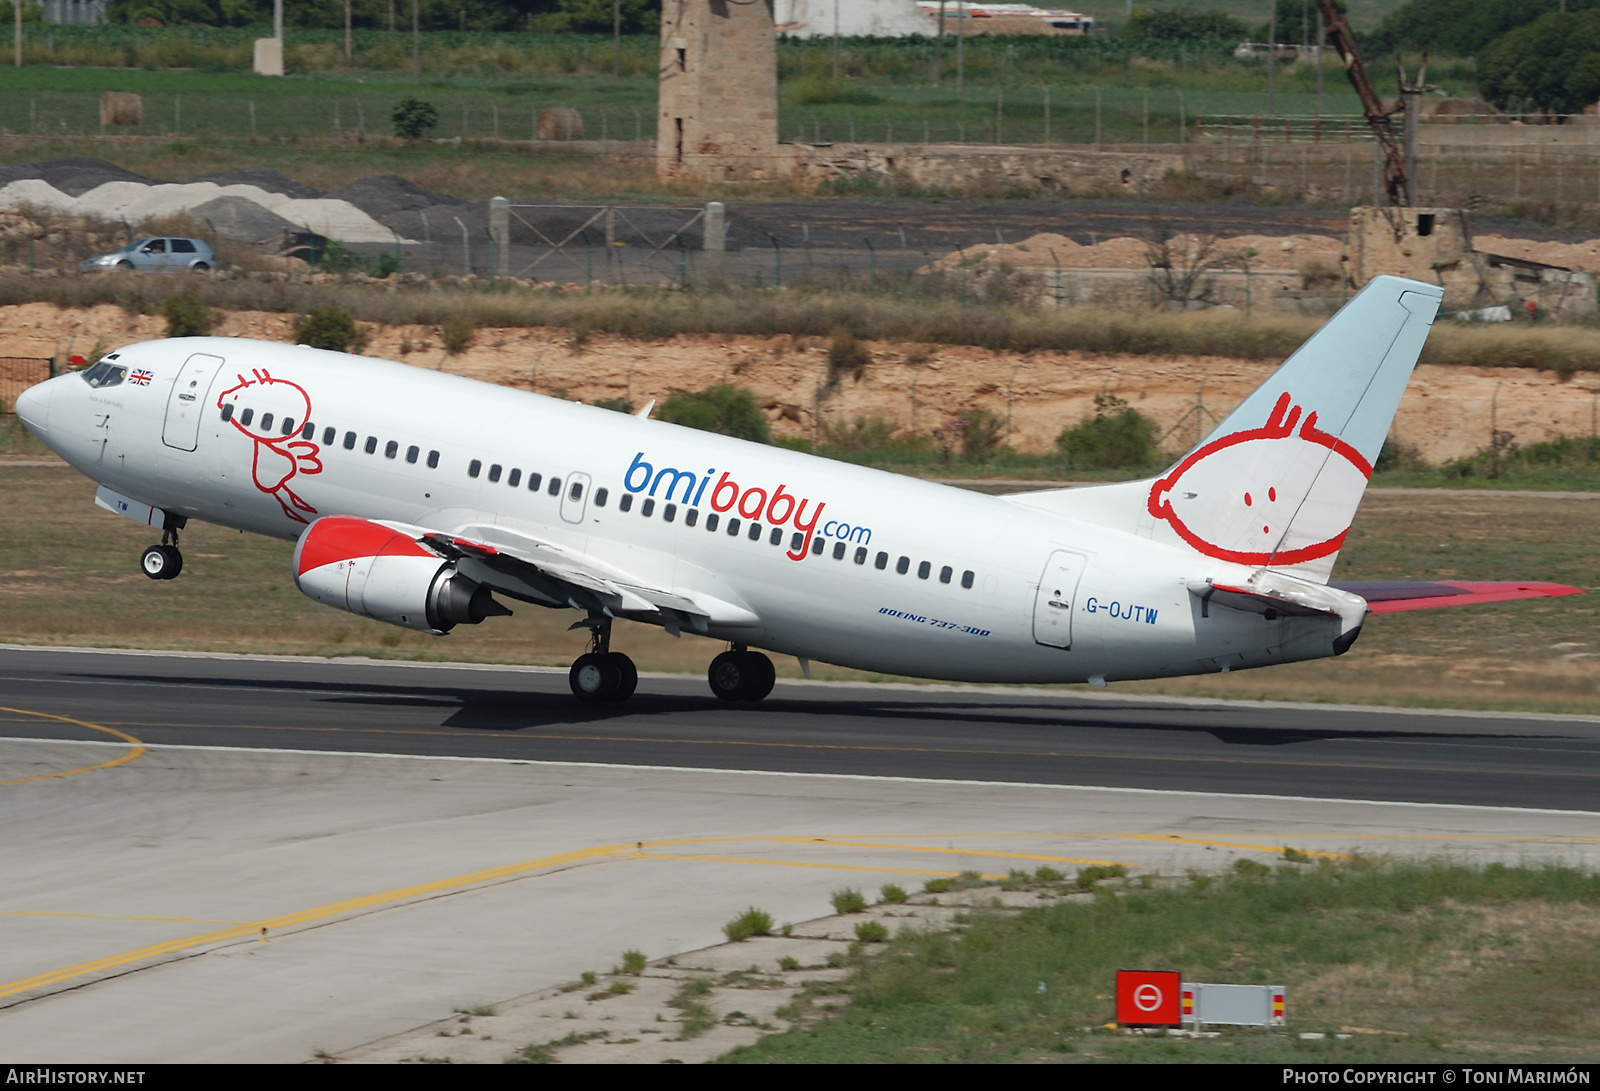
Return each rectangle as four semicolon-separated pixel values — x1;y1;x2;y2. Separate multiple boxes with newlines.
1015;275;1442;583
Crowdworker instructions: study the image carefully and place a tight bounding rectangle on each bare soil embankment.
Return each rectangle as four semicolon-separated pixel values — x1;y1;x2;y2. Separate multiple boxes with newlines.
4;302;1595;463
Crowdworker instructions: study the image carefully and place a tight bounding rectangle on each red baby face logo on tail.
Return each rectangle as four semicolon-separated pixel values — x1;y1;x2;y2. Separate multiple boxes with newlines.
217;369;323;524
1147;392;1372;567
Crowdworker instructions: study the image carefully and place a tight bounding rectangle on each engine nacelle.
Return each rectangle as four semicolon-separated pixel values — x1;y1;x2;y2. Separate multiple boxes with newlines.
293;516;509;633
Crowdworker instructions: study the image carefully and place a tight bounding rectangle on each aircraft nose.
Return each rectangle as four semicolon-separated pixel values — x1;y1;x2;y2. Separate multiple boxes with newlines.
14;380;51;433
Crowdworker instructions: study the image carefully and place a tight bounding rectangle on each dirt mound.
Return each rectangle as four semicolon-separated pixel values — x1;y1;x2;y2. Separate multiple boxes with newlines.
0;157;150;197
926;230;1343;273
328;174;463;222
184;169;323;200
189;196;300;244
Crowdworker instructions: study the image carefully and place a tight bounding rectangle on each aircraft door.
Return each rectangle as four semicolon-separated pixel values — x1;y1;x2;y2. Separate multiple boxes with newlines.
1032;550;1087;650
162;353;225;452
560;472;591;523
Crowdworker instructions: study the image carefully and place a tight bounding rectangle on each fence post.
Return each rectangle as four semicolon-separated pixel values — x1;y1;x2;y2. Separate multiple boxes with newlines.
489;196;510;279
703;200;726;285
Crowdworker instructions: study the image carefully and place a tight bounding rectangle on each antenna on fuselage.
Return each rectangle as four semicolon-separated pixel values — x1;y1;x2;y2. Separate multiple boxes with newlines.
635;399;655;420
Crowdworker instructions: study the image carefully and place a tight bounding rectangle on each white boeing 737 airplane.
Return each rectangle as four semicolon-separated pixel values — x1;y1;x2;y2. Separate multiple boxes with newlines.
13;275;1580;703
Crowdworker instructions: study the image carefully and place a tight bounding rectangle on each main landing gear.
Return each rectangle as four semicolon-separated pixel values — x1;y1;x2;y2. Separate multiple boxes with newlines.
568;616;638;705
707;645;775;703
140;525;183;581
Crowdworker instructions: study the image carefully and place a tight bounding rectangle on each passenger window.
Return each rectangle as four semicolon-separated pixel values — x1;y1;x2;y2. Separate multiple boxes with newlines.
855;547;868;565
790;532;804;552
385;441;399;459
939;565;953;584
685;508;697;526
619;493;633;512
172;239;196;254
811;537;825;556
508;468;521;487
664;503;677;523
407;446;420;465
527;472;542;492
642;498;655;517
365;436;377;454
748;522;761;541
875;551;888;570
299;421;313;439
239;408;254;426
260;412;274;432
896;556;910;574
220;403;234;422
282;417;296;436
548;477;561;496
918;561;931;579
570;482;583;501
769;527;782;546
727;518;740;536
961;570;975;589
488;464;502;482
323;426;335;445
468;459;482;478
595;488;609;507
706;513;719;532
832;541;846;560
344;431;356;450
427;450;439;469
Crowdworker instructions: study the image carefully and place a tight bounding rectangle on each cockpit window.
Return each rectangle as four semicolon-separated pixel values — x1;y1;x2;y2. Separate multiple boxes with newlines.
80;361;128;388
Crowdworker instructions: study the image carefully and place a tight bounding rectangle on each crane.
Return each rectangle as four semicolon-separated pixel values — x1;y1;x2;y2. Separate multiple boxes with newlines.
1316;0;1420;206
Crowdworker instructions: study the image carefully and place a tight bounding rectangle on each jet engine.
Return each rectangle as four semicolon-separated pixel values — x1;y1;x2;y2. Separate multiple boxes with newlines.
293;515;510;633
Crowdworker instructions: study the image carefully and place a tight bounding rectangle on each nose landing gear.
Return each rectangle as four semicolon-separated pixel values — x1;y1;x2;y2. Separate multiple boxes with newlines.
567;615;637;704
140;526;184;581
708;645;776;703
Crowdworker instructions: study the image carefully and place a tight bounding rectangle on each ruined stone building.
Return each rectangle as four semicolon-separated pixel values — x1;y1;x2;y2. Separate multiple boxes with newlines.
657;0;780;182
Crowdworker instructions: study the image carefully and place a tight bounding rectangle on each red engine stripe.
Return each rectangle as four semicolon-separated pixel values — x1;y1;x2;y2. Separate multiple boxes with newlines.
296;516;436;576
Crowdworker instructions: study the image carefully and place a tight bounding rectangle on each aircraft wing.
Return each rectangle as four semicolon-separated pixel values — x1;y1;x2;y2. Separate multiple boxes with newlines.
1328;580;1584;614
408;521;761;634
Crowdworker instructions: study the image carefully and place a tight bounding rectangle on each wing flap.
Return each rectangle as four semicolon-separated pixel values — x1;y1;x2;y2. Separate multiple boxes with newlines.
1329;580;1584;614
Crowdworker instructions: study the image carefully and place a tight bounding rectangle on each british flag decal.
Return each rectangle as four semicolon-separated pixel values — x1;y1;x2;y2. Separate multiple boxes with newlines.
129;369;153;386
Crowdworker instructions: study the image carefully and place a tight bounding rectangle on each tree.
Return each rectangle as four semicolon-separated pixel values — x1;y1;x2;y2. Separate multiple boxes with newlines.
1479;11;1600;114
658;384;770;444
391;97;439;140
1123;7;1247;43
1369;0;1599;59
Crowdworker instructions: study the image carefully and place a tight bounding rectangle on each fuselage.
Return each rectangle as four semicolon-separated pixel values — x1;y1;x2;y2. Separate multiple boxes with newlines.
16;337;1349;684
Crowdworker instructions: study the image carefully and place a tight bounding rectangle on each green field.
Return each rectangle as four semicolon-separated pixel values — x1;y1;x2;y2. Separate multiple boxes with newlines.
720;860;1600;1063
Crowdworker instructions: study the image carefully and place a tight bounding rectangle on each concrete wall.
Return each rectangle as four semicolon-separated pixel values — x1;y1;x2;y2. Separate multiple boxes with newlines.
657;0;780;182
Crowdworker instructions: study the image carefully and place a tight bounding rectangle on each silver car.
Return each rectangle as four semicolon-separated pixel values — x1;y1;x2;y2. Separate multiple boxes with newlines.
81;237;216;273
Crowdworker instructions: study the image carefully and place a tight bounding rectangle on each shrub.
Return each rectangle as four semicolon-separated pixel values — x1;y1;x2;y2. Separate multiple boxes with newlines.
777;955;800;971
723;907;773;942
827;327;872;380
372;251;400;279
1056;393;1160;469
1074;864;1128;891
1034;866;1063;882
880;883;908;904
391;96;439;140
854;920;889;943
293;307;367;354
831;888;867;914
163;290;212;338
618;949;647;975
923;877;954;894
441;312;476;356
658;383;771;443
960;407;1005;461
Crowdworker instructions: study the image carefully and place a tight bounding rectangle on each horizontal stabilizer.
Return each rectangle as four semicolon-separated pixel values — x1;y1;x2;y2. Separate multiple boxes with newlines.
1329;580;1584;614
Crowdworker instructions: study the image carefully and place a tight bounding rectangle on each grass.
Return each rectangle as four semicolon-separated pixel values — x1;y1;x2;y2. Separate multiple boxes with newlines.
720;860;1600;1063
723;907;774;943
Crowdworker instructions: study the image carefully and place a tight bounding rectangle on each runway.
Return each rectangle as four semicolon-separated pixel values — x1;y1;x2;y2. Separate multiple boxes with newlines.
1;646;1597;811
2;646;1599;1062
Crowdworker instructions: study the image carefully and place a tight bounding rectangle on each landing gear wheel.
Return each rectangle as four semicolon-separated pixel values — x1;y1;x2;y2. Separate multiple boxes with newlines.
140;544;182;580
570;652;621;704
606;653;637;703
708;650;775;703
